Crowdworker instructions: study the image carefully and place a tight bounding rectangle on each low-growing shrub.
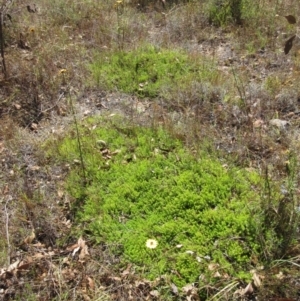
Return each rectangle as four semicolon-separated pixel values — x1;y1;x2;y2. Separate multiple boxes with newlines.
207;0;243;26
206;0;263;26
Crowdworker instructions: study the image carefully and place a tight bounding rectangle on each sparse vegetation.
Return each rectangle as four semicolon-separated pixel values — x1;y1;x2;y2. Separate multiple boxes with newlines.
0;0;300;300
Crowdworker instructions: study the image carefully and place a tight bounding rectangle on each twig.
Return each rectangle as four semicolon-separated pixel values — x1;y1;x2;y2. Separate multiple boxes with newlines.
4;196;11;266
0;10;7;78
0;0;15;78
208;280;239;301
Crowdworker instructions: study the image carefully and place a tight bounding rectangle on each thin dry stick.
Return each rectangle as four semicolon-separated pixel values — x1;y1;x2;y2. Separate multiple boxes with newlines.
0;10;7;78
208;280;239;301
0;0;14;78
4;196;11;265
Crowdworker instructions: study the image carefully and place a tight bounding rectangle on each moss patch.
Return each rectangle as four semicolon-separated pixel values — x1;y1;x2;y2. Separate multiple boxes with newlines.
88;45;221;98
51;116;263;287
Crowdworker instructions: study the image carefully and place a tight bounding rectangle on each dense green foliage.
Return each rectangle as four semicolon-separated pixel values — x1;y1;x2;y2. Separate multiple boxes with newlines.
53;116;264;287
88;45;219;98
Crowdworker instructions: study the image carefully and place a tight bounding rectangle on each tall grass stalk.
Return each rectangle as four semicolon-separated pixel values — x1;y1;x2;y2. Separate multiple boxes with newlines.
67;86;87;185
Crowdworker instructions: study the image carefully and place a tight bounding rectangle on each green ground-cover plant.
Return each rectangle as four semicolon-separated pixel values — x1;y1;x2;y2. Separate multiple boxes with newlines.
88;45;221;98
48;115;267;289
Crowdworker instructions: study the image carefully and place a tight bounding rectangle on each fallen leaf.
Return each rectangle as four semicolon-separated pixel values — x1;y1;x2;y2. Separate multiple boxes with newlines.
101;149;109;155
182;283;194;294
182;283;199;300
79;244;89;260
77;237;89;259
17;262;32;270
31;123;38;130
87;276;95;290
269;119;290;129
27;4;37;13
234;282;253;297
213;271;221;278
171;283;178;295
208;263;219;271
275;271;285;279
284;35;296;55
252;272;261;287
150;290;160;297
253;119;264;128
122;264;132;277
57;190;64;198
242;282;253;295
66;243;79;252
285;15;296;24
23;229;35;244
2;185;9;194
23;256;33;264
7;260;21;272
62;219;72;228
33;253;45;259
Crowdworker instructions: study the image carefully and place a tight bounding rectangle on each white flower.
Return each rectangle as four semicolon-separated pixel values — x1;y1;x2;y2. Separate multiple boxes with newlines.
146;239;158;249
